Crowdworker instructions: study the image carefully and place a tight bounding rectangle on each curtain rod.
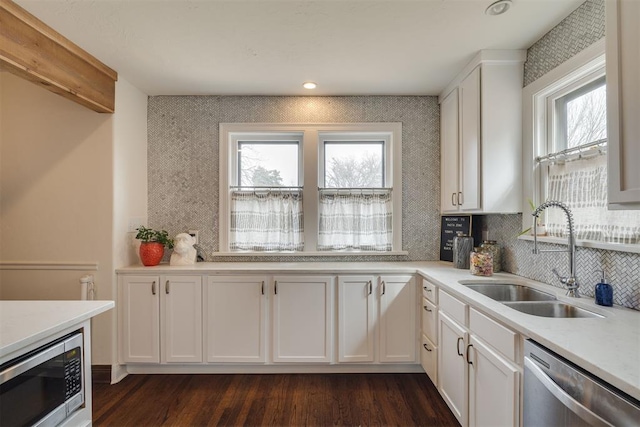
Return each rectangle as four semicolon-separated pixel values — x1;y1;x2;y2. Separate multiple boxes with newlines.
536;138;607;164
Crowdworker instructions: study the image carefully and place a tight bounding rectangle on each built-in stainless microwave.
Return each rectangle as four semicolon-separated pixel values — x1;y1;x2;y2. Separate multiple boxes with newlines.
0;331;84;427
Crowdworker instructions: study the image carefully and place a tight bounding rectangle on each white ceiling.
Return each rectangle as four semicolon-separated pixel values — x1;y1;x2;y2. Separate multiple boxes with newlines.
16;0;584;96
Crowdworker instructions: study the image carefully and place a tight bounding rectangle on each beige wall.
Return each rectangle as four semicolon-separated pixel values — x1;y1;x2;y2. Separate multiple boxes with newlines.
0;72;148;367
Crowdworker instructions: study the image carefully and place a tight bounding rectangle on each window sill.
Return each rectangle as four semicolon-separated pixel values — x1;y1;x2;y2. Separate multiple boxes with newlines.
518;234;640;254
214;250;409;257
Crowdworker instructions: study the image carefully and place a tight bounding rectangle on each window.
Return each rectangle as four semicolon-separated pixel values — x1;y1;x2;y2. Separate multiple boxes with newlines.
524;42;640;250
318;134;392;251
229;133;303;251
219;123;402;254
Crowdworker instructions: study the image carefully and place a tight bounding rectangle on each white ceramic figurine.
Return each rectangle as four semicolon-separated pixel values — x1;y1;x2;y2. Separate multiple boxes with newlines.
170;233;197;266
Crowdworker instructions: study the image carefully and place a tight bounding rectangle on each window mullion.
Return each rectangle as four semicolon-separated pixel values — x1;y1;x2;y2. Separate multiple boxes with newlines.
303;129;319;252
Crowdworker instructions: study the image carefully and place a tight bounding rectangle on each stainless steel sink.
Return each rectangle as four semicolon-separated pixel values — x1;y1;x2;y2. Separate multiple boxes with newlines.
504;301;603;318
463;283;557;302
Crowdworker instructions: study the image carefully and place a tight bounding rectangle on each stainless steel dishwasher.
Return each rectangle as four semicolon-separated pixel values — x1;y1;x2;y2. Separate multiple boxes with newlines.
523;340;640;426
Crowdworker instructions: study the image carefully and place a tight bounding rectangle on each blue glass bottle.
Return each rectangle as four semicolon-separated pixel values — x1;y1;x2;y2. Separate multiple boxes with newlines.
595;271;613;307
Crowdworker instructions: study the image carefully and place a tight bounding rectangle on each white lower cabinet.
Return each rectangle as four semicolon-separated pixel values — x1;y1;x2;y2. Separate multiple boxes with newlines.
120;275;160;363
119;274;202;364
438;310;469;425
437;290;520;427
338;275;416;363
420;334;437;384
205;276;267;363
272;275;333;363
468;335;519;427
162;275;203;363
379;275;417;362
338;275;375;362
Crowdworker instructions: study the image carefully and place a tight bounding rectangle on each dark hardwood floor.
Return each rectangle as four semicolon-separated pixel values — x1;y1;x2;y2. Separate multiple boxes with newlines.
92;373;459;426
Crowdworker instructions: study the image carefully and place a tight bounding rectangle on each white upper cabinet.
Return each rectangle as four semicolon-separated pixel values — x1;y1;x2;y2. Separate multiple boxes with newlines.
440;50;526;214
606;0;640;209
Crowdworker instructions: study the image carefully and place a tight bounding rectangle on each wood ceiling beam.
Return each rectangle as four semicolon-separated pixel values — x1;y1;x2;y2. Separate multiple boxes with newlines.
0;0;117;113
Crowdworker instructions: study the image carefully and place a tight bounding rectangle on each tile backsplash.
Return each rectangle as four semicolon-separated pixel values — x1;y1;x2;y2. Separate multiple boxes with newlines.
148;96;441;262
485;214;639;310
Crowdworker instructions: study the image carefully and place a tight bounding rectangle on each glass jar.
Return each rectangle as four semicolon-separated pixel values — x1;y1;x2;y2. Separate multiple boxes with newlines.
480;240;501;273
453;232;473;269
470;247;493;276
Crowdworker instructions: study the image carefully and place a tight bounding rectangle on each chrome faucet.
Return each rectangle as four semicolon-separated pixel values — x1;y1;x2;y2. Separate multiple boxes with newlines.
532;201;580;297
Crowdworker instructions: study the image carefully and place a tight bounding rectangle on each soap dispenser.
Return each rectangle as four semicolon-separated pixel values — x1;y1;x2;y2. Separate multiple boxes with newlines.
595;270;613;307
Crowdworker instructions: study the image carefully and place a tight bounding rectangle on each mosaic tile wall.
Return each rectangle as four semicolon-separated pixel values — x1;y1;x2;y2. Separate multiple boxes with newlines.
490;0;639;311
485;215;639;310
523;0;605;86
148;96;441;262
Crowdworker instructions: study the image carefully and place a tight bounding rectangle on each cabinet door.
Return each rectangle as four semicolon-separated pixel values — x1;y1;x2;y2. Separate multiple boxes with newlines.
379;275;416;363
272;276;333;363
161;275;202;363
438;311;468;426
606;0;640;208
120;275;160;363
338;275;375;362
206;276;266;363
441;88;460;212
459;66;481;211
468;335;519;427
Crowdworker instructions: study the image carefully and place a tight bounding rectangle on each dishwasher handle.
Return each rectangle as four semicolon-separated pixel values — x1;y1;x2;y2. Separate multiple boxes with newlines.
524;357;613;427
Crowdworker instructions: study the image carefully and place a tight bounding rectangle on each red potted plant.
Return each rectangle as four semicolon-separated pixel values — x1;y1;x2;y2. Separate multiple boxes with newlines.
135;226;174;266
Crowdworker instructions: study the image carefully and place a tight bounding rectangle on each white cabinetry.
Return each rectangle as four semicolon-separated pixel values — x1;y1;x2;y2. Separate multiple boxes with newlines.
205;275;267;363
437;290;520;427
440;51;525;213
120;275;160;363
272;275;333;363
162;275;202;363
438;307;469;425
338;275;416;363
378;275;416;363
338;275;375;362
119;275;202;364
420;278;438;384
468;335;519;427
606;0;640;209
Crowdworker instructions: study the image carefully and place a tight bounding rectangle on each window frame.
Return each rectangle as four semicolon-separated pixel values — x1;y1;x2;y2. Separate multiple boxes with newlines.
219;123;404;255
521;39;639;254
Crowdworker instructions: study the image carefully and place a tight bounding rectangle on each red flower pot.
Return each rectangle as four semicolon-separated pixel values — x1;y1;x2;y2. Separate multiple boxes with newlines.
139;242;165;266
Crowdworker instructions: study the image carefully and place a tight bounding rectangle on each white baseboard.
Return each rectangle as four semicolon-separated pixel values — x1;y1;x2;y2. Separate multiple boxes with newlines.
124;363;424;375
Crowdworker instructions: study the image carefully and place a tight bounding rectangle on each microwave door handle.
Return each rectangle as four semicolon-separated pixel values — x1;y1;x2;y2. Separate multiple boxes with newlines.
0;342;66;384
524;358;613;427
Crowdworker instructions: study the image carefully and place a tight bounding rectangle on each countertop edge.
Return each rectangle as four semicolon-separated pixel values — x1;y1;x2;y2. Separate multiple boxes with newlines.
0;301;115;358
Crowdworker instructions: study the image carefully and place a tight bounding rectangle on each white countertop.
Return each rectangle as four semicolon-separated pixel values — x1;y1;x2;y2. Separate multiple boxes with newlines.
0;300;114;359
119;261;640;400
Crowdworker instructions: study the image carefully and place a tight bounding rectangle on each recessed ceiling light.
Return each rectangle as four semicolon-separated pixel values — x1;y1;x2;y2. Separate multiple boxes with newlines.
303;82;317;89
485;0;512;16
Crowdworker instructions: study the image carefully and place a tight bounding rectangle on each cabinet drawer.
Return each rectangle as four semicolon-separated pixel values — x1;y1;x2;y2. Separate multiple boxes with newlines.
422;278;437;303
421;298;437;344
469;307;518;362
421;334;437;385
438;290;467;326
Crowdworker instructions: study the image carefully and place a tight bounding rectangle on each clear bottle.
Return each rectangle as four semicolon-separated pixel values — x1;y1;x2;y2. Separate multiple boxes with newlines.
453;232;473;269
480;240;502;273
